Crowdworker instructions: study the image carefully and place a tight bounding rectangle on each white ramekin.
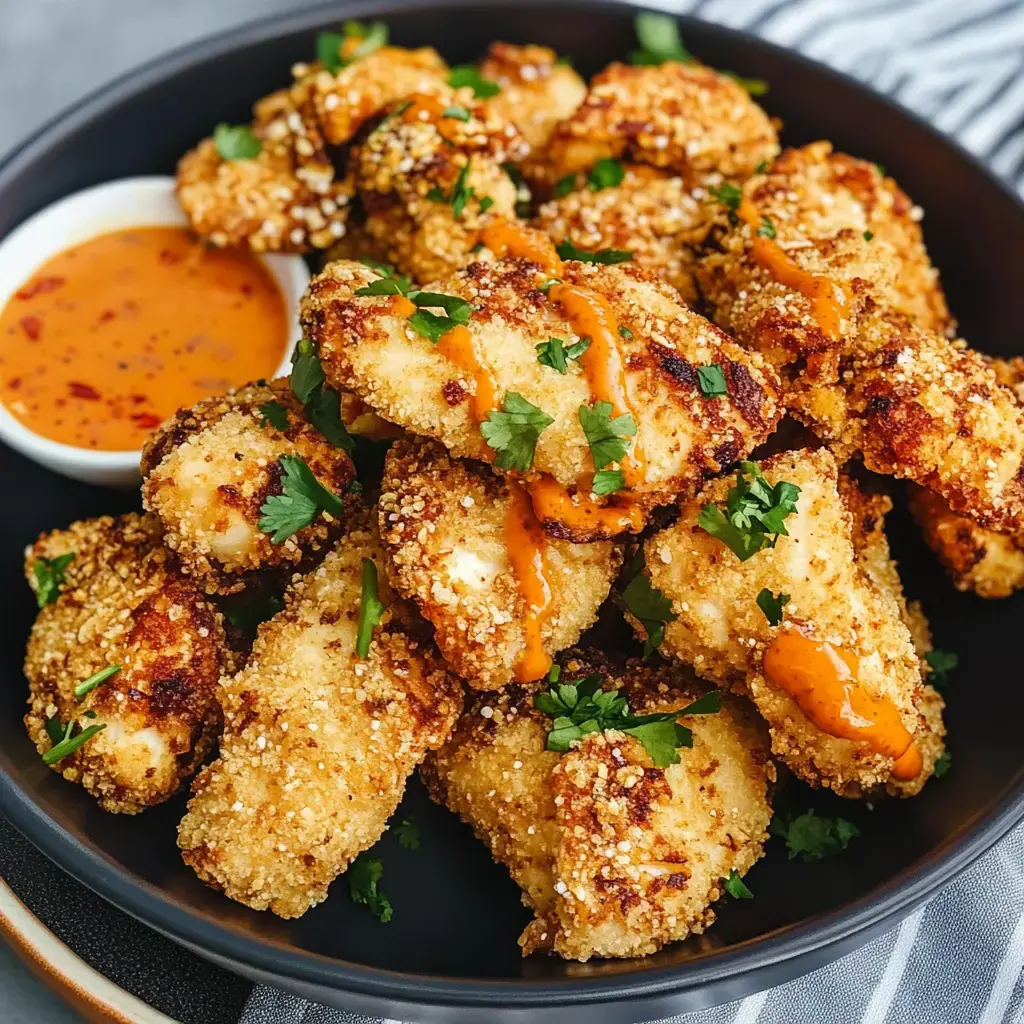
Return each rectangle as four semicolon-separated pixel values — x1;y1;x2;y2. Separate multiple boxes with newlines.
0;176;309;487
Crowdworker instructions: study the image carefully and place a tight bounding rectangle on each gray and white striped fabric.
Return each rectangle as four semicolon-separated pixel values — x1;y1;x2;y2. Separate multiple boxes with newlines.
242;2;1024;1022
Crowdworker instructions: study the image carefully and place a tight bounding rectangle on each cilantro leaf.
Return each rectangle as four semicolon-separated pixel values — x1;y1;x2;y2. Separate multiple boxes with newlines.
32;553;74;608
405;290;474;342
863;230;875;242
697;364;728;398
448;65;500;98
592;469;625;496
555;239;633;264
619;325;633;339
258;455;344;544
698;461;801;562
934;750;952;779
290;339;326;405
427;162;477;219
359;257;397;277
42;720;107;766
258;401;290;431
578;401;636;470
356;558;386;658
756;215;777;239
622;571;677;658
213;123;262;161
348;855;392;922
480;393;553;471
553;173;578;198
394;817;420;850
317;21;388;73
771;810;859;862
536;336;590;374
316;31;346;73
224;594;285;631
588;159;625;191
727;73;770;96
355;275;413;296
723;869;754;899
442;105;471;121
756;589;790;627
924;649;957;690
73;664;120;700
708;182;743;217
289;340;355;453
631;12;693;65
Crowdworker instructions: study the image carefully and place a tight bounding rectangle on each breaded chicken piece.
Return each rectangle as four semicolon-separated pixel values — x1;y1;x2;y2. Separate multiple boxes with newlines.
353;91;527;280
422;653;773;960
635;448;936;797
302;257;782;539
24;514;226;814
378;439;622;687
536;61;778;189
534;165;709;304
141;379;355;594
178;518;462;918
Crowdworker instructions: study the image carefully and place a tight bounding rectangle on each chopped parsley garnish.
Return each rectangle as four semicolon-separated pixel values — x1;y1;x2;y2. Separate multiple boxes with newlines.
588;158;625;191
863;230;875;242
224;594;285;632
258;455;344;544
578;401;636;469
258;401;290;431
875;162;886;178
697;363;728;398
406;291;475;342
316;20;388;74
934;751;952;779
448;65;500;98
630;12;693;66
535;673;720;767
622;569;677;658
213;123;261;161
698;461;801;562
480;393;554;471
592;469;625;496
756;589;790;626
536;336;591;374
924;649;957;690
289;340;354;454
356;558;386;658
727;73;770;96
708;182;743;219
360;257;397;276
754;160;769;174
427;161;478;219
555;240;633;265
442;105;471;121
553;173;578;198
618;325;633;340
32;553;74;608
348;855;392;922
771;810;859;862
355;275;414;297
756;215;777;240
74;664;120;700
394;817;420;850
290;339;326;404
479;196;494;213
723;869;754;899
538;277;562;293
42;720;107;766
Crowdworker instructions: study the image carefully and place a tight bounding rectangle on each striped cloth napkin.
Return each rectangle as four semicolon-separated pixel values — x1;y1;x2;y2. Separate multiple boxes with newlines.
243;1;1024;1021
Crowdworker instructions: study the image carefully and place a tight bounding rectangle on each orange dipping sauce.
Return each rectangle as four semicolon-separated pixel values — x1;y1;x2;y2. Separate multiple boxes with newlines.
0;226;288;451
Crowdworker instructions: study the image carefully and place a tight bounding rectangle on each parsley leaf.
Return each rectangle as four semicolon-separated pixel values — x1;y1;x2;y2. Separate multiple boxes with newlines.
394;817;420;850
448;65;500;98
403;291;474;342
42;721;107;766
32;553;74;608
258;401;290;431
356;558;386;658
348;855;392;922
258;455;344;544
771;810;859;862
442;105;471;121
588;159;625;191
355;275;413;296
317;21;388;73
289;340;355;454
592;469;625;496
213;123;262;161
536;336;591;374
578;401;636;470
74;664;120;700
756;215;777;239
723;869;754;899
619;325;633;339
555;240;633;264
756;589;790;627
697;364;728;398
698;461;801;562
934;750;952;779
708;182;743;218
622;571;677;658
925;649;957;690
427;162;478;219
553;173;578;198
754;160;769;174
359;257;398;277
631;12;693;65
863;230;875;242
290;339;326;405
480;393;553;471
224;594;285;631
316;31;347;72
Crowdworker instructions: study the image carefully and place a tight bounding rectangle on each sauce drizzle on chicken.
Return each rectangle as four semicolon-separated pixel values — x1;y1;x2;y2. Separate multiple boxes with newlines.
436;324;498;421
505;481;553;681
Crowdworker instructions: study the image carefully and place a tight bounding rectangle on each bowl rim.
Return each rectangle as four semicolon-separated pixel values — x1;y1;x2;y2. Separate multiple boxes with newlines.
2;0;1023;1010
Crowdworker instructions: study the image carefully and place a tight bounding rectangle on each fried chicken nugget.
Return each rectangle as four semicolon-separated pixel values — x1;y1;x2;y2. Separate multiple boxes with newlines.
634;447;938;796
421;653;773;961
353;91;527;280
301;257;782;539
536;61;778;189
534;165;709;304
379;438;622;688
141;379;355;595
24;514;227;814
178;517;462;918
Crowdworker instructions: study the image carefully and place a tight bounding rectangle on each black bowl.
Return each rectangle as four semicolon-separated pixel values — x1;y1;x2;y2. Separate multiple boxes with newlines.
2;2;1023;1021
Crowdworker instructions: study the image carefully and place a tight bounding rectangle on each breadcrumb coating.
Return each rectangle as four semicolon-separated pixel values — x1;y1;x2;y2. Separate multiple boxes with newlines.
534;165;709;303
24;514;227;814
636;448;936;796
301;257;782;538
141;378;355;594
422;652;773;960
378;439;621;688
178;518;462;918
537;61;778;189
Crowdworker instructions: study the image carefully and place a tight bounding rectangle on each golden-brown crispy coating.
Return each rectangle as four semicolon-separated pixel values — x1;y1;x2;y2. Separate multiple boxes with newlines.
301;258;782;537
177;518;462;918
378;439;621;688
422;653;773;960
635;448;938;796
353;92;527;280
537;62;778;189
533;165;709;304
141;379;355;595
24;514;226;814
